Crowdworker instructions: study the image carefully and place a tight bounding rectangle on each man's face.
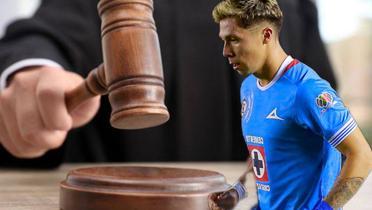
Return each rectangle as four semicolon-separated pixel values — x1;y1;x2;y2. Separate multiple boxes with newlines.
219;18;267;77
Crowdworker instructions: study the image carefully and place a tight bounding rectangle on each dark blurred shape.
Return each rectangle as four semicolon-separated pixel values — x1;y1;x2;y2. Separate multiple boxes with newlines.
279;0;337;89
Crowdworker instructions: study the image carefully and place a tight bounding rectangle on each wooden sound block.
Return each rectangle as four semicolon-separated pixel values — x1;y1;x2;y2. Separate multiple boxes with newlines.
60;166;229;210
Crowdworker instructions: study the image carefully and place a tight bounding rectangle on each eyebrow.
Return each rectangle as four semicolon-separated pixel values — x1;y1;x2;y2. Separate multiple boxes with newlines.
220;34;239;41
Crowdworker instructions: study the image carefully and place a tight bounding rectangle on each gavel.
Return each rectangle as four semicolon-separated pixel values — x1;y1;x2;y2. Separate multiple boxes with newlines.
65;0;169;130
60;1;230;210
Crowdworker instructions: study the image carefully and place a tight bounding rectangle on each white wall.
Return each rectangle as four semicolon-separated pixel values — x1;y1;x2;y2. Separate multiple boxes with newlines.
315;0;372;43
0;0;40;38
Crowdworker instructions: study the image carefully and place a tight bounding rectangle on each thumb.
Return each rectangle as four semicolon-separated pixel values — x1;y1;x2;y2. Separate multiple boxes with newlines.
63;71;101;128
69;94;101;128
37;69;100;129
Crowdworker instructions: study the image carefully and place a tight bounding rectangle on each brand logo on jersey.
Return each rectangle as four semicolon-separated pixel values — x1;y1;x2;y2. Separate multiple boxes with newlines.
241;92;254;122
316;91;337;113
248;145;269;182
266;108;284;120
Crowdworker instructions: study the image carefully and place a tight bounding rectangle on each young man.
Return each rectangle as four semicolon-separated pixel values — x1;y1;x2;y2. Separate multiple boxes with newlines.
209;0;372;209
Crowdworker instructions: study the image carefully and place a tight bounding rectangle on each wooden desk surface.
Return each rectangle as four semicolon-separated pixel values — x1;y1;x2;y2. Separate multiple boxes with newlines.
0;162;370;210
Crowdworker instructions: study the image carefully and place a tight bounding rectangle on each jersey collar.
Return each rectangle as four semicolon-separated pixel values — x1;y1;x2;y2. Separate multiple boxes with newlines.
256;56;295;91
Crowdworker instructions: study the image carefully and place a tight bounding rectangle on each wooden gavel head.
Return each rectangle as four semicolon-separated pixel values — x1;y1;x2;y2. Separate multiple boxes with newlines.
99;0;169;129
67;0;169;130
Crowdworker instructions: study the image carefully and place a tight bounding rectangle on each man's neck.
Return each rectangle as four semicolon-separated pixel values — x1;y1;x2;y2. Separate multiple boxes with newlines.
255;46;287;87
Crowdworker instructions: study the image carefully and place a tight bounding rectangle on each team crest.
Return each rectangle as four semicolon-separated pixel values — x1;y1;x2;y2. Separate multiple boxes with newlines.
241;100;247;117
248;145;269;182
316;91;335;113
241;92;254;122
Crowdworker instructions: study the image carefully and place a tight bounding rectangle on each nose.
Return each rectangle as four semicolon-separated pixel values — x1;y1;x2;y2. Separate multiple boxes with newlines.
223;42;233;58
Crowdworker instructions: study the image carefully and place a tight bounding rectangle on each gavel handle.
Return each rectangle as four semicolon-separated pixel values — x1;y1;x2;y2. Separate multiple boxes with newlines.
65;64;107;112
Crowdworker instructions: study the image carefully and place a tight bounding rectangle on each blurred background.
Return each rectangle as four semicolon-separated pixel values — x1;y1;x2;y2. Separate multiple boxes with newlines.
0;0;371;145
316;0;372;145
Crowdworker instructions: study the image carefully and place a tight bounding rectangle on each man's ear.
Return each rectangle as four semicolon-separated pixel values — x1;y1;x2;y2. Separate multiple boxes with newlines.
262;27;273;44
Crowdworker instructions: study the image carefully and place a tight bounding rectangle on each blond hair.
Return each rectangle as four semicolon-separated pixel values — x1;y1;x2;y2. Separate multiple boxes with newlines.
212;0;283;31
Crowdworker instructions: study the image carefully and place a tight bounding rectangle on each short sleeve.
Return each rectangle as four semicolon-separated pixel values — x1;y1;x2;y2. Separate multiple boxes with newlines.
294;79;357;147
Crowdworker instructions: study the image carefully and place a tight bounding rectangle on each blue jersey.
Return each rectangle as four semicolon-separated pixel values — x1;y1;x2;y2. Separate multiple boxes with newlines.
240;56;356;210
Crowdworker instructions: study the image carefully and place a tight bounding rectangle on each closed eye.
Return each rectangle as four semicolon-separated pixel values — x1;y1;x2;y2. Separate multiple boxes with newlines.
226;36;240;43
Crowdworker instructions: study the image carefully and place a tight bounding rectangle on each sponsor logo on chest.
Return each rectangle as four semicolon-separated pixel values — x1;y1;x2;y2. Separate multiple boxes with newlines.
245;135;264;145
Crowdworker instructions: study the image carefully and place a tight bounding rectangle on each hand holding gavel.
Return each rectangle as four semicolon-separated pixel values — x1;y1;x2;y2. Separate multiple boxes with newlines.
0;66;101;158
0;0;170;158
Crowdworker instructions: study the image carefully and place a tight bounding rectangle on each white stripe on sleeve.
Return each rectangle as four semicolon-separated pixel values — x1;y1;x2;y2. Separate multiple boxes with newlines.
328;118;357;147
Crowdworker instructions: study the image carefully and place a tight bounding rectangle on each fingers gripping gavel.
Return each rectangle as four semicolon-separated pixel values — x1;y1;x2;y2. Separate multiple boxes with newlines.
67;0;169;130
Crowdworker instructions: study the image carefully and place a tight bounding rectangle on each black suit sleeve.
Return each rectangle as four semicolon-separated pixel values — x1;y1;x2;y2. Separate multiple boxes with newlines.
0;0;102;74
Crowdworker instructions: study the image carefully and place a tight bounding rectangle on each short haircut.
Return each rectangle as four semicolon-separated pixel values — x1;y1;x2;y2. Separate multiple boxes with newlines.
212;0;283;31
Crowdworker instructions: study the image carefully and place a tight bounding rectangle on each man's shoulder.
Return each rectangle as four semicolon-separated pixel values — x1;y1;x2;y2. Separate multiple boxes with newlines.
283;61;318;84
281;61;336;105
283;61;333;91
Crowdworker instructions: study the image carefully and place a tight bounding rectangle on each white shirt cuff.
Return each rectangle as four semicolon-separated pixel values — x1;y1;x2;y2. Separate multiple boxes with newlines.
0;58;63;91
